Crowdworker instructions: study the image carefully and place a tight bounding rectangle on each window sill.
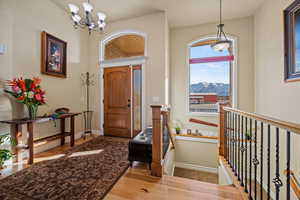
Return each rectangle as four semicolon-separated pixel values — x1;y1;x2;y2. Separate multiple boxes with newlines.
186;112;218;117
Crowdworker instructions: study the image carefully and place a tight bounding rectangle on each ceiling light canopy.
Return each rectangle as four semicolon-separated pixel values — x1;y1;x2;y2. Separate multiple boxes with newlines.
211;0;231;52
68;0;106;34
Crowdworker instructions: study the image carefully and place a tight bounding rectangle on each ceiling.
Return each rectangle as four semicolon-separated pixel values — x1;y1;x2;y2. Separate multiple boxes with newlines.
51;0;265;28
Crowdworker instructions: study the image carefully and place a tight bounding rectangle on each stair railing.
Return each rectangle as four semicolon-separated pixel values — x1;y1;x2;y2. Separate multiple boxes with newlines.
219;105;300;200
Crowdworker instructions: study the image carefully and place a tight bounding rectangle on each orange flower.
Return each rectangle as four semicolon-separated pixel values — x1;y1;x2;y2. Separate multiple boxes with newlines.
7;79;17;86
33;77;41;85
18;79;26;91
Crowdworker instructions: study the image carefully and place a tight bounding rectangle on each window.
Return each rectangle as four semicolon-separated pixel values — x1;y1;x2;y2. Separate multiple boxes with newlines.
284;1;300;82
188;39;234;113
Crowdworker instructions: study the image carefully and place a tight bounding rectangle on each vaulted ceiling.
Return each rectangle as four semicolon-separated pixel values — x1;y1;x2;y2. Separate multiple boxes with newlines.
51;0;265;28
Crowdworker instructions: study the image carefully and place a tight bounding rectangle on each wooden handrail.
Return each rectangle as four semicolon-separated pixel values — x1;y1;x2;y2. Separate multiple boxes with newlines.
224;107;300;134
285;170;300;199
189;118;218;127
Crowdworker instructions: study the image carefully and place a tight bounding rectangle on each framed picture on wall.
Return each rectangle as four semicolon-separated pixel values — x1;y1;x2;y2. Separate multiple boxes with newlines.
284;0;300;82
41;31;67;78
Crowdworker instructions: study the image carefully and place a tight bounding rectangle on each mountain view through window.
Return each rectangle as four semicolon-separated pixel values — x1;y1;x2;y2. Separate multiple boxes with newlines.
189;40;233;113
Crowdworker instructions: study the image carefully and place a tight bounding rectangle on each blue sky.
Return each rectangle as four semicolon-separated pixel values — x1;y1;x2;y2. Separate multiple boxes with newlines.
190;45;230;84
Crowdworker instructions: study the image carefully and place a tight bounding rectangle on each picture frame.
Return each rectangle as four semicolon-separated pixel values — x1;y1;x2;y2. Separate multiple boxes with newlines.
284;0;300;82
41;31;67;78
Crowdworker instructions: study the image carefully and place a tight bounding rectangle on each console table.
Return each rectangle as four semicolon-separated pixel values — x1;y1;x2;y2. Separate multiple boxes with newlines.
0;113;81;165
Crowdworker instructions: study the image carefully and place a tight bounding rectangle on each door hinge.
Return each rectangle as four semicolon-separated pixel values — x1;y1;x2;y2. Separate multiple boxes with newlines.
102;124;104;128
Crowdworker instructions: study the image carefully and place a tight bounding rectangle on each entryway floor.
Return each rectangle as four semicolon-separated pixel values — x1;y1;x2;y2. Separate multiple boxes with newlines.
173;167;218;184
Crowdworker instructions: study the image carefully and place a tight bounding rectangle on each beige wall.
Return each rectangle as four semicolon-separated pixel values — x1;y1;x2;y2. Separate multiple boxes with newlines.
170;17;254;132
0;0;89;139
175;138;218;169
254;0;299;199
254;0;299;123
88;12;169;131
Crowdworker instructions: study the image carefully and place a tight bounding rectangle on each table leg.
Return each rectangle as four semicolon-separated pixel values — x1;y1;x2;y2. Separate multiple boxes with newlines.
70;116;75;147
27;122;34;165
60;118;65;146
10;124;20;162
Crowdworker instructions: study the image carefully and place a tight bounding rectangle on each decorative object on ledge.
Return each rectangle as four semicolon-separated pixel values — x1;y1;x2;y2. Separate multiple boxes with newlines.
81;72;95;138
68;0;106;34
211;0;231;52
284;0;300;82
5;77;46;120
41;31;67;78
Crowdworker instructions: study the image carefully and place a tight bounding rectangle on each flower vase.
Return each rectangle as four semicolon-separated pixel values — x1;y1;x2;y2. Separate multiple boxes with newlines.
26;105;38;120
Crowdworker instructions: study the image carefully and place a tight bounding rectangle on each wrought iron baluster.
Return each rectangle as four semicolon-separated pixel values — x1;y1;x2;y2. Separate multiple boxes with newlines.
260;122;264;200
235;113;237;176
238;114;241;181
267;124;271;200
229;112;233;168
249;118;252;199
244;117;248;193
273;127;282;200
232;113;235;172
253;120;258;199
286;131;291;200
224;111;227;160
241;116;244;187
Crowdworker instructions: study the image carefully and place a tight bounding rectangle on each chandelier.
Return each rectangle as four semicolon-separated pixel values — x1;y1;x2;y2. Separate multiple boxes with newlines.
68;0;106;34
211;0;231;52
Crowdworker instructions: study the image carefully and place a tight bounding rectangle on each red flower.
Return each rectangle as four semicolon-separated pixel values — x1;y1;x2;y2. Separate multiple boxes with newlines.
30;82;36;90
34;94;42;101
17;96;25;101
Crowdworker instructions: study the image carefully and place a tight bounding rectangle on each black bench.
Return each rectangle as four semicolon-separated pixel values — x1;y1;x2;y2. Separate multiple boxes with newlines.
128;127;169;169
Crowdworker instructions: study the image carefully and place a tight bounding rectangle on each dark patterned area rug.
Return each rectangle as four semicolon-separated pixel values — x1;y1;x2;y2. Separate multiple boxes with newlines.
0;136;129;200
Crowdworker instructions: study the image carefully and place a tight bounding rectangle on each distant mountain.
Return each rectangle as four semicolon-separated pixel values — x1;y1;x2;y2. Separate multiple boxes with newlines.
190;82;229;96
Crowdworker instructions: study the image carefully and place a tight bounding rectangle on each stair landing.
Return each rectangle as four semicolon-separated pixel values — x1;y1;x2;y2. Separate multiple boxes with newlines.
105;162;243;200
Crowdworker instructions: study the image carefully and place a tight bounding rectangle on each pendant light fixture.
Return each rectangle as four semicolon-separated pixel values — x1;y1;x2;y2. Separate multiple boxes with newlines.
68;0;106;34
211;0;231;52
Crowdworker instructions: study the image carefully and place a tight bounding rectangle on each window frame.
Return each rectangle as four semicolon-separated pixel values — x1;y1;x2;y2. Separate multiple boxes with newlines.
186;35;238;116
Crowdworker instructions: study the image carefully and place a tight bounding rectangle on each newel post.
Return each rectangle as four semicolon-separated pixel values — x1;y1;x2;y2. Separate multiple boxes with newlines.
218;104;226;157
151;105;163;177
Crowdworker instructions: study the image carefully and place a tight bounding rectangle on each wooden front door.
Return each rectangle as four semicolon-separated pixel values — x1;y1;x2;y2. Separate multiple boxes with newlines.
104;66;131;137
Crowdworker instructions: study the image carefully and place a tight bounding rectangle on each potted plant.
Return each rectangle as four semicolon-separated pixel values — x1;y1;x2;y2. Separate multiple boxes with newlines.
175;126;181;135
5;77;46;119
0;134;14;170
173;120;184;134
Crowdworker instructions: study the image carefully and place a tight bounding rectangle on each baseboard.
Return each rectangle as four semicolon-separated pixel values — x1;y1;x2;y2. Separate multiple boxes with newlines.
175;162;218;174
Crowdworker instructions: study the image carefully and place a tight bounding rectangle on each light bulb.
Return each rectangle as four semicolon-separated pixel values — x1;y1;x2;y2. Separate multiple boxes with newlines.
68;4;79;14
72;14;81;23
98;21;106;28
97;12;106;22
82;2;93;12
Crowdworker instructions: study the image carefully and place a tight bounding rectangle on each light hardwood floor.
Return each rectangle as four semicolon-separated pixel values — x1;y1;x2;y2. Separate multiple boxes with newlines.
0;136;242;199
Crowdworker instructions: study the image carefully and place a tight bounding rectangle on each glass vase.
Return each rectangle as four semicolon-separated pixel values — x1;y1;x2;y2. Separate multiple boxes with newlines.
26;104;38;120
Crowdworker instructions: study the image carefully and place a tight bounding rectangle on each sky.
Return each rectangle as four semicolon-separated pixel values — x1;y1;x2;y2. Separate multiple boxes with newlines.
190;44;230;84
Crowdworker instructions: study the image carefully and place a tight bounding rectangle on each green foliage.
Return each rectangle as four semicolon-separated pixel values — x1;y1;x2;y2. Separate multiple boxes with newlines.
0;134;14;168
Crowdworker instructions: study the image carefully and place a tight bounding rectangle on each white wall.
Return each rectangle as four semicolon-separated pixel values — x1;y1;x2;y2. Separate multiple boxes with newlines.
0;0;89;139
88;12;169;131
170;17;254;133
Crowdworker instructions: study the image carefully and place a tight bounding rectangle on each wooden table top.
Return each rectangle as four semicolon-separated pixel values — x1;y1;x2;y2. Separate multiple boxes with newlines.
0;113;81;125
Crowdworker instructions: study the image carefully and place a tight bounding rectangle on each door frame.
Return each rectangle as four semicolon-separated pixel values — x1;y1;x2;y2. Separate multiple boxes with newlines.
99;58;146;137
99;30;147;137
